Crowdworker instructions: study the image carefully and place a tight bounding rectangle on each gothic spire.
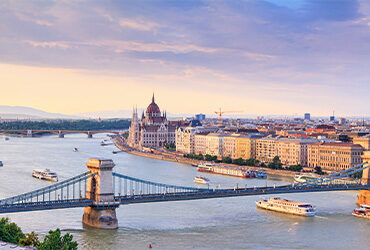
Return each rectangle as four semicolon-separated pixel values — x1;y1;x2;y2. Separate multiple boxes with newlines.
152;93;155;104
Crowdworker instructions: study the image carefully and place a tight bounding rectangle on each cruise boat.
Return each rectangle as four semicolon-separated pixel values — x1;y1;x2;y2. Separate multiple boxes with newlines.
294;173;319;183
193;176;210;185
256;197;316;216
352;204;370;219
198;163;255;178
254;170;267;179
32;169;58;182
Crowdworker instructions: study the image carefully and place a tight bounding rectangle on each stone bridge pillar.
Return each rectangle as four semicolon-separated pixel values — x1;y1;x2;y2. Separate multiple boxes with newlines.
82;158;118;229
356;151;370;206
58;130;64;138
26;130;33;137
87;132;93;138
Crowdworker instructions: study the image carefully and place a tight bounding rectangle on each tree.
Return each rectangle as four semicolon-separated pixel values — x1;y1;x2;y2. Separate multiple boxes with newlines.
267;156;283;169
19;232;40;247
314;166;326;175
205;154;214;161
38;229;77;250
0;218;25;245
287;164;303;172
222;157;232;164
232;158;245;165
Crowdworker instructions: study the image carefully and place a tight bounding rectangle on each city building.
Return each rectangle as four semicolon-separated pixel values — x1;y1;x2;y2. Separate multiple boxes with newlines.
222;134;240;159
194;132;209;155
127;94;177;149
206;133;228;158
235;135;262;160
307;142;363;171
353;135;370;151
304;113;311;120
276;138;317;166
195;114;206;121
175;125;216;154
256;137;316;166
256;137;279;163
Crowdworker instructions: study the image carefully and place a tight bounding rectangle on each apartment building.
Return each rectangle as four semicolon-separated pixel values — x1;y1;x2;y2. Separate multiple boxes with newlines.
235;135;262;160
256;137;316;166
194;132;209;155
353;135;370;151
256;138;279;163
222;134;240;159
307;142;363;171
176;126;218;154
206;133;227;157
277;138;316;166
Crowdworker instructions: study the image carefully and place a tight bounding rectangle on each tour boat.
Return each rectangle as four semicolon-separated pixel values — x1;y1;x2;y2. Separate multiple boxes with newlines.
294;173;319;183
254;170;267;179
256;197;316;216
0;161;3;167
73;147;78;152
32;169;58;182
198;163;255;178
193;176;210;185
352;204;370;219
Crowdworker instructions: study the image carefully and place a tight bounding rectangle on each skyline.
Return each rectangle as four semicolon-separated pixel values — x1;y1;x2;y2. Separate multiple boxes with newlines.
0;0;369;116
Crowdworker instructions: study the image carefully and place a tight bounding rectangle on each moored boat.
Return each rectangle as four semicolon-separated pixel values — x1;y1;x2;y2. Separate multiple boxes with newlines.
193;176;210;185
352;204;370;219
256;197;316;216
294;173;319;183
0;161;3;167
254;170;267;179
197;163;255;178
32;169;58;182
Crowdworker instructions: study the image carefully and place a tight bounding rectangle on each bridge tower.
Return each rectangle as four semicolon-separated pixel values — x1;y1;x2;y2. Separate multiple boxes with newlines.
82;158;118;229
87;131;93;138
27;130;33;137
357;151;370;206
58;130;64;138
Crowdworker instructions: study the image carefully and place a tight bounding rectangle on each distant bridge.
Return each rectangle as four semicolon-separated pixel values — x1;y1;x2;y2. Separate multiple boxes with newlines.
0;129;121;138
0;156;369;229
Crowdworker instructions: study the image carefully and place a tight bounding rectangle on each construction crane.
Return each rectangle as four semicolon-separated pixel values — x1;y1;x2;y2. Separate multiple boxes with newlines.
214;108;243;127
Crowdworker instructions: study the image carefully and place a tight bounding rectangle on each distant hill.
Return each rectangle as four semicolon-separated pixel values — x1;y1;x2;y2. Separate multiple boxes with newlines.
0;105;80;119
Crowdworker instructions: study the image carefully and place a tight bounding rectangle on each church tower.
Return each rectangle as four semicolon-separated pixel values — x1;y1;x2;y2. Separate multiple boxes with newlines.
127;106;140;147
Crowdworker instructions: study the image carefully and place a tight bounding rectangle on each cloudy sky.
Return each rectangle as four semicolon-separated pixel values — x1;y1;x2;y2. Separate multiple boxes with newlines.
0;0;369;117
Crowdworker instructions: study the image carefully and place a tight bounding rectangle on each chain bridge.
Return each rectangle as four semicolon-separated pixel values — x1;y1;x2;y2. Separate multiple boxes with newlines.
0;154;369;229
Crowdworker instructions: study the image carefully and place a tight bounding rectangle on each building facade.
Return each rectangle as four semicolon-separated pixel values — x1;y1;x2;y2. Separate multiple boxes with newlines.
353;135;370;151
194;132;209;155
307;142;363;171
235;135;262;160
127;95;176;149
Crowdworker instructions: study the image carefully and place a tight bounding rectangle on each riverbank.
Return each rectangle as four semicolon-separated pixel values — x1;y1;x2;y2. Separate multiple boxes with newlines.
112;137;298;178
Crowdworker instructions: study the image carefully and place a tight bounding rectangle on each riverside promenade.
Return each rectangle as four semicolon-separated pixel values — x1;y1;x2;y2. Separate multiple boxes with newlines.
111;136;298;178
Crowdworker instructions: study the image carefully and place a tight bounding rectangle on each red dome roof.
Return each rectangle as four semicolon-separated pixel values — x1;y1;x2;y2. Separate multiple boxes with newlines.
146;94;160;114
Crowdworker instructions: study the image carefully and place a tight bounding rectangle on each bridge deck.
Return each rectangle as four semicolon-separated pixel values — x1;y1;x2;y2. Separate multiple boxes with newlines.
116;184;369;204
0;199;92;214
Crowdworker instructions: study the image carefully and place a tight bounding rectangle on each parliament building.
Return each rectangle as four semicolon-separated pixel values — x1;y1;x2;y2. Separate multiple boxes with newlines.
127;94;176;149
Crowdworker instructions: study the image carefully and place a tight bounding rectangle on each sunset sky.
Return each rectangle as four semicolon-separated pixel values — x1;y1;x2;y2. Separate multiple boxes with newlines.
0;0;369;117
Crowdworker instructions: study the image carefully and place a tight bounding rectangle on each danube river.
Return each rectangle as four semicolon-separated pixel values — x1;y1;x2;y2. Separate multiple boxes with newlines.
0;134;368;249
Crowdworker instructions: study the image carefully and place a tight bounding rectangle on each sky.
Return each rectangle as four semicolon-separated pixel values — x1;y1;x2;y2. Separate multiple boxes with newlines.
0;0;369;117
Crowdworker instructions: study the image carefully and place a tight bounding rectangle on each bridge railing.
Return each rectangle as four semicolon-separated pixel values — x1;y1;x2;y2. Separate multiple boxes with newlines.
295;163;369;187
112;172;208;197
0;172;95;206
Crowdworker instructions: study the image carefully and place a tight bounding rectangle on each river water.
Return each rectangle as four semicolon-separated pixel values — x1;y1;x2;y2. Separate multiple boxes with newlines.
0;134;368;249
